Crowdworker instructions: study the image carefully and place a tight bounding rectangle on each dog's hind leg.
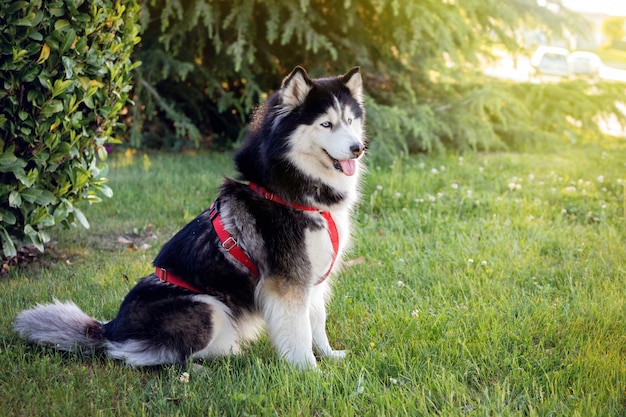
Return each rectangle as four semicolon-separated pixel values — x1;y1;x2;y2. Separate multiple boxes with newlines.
258;280;317;369
103;295;219;366
309;282;346;360
191;295;243;359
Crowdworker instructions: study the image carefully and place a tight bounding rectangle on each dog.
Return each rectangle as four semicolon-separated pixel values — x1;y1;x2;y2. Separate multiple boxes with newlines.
14;66;366;369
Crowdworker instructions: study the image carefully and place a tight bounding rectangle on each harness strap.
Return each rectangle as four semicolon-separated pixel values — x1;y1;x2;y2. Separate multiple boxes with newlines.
155;267;203;293
208;201;260;278
318;211;339;284
249;183;320;212
155;201;259;294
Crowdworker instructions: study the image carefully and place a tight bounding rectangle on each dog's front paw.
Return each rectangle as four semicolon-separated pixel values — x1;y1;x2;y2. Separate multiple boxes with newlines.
285;351;318;370
325;349;347;360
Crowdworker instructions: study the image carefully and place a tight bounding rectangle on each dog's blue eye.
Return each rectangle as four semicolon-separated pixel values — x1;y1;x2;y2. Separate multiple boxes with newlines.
321;121;332;129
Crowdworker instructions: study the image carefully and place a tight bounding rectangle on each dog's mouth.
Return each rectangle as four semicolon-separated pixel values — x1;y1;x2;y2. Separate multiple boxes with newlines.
324;150;357;177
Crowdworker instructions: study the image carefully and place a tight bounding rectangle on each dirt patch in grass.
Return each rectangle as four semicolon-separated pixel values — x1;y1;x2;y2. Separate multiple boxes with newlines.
1;225;159;276
0;243;74;276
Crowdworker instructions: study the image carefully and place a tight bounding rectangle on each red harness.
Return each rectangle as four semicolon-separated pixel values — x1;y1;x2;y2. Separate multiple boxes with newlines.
156;183;339;292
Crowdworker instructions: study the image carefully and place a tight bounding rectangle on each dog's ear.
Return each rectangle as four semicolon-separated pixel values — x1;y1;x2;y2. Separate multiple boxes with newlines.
280;66;313;109
342;67;363;104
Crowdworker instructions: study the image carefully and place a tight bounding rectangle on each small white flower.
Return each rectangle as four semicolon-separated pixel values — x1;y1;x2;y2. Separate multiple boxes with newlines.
397;280;405;287
376;185;383;191
394;192;402;198
596;175;604;183
468;258;474;263
389;377;398;384
428;194;436;202
561;208;567;214
451;183;459;190
481;260;488;266
431;168;439;175
179;372;190;383
411;310;420;318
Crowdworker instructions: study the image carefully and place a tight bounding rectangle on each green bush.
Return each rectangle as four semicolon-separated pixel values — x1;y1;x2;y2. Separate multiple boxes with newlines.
0;0;140;257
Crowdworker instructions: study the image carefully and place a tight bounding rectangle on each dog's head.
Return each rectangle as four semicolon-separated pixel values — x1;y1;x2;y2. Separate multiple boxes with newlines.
275;66;366;181
236;67;366;207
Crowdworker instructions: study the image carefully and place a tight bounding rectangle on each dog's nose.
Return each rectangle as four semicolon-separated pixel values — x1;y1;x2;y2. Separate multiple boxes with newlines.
350;143;365;157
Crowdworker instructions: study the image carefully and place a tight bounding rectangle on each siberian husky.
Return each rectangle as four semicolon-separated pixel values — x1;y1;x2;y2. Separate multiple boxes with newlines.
14;66;366;369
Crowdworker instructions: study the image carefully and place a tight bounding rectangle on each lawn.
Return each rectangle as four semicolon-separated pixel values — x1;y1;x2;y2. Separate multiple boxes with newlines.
1;142;625;416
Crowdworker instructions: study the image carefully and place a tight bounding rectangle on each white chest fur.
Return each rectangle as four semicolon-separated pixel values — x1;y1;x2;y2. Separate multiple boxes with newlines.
304;208;351;282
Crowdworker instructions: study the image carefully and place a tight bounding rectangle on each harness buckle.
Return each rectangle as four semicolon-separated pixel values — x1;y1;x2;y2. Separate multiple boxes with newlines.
209;201;220;221
222;236;237;251
159;267;167;283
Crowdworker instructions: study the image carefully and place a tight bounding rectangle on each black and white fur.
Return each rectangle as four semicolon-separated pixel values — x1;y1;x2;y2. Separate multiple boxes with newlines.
14;66;366;370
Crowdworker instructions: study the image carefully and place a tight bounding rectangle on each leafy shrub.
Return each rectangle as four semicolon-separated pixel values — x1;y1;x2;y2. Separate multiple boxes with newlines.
0;0;140;257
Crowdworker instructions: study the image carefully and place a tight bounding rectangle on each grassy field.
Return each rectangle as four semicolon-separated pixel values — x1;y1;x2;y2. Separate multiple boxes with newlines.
1;142;625;416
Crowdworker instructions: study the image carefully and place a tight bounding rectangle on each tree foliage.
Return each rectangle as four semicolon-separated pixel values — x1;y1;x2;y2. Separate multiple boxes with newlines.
0;0;140;257
602;17;626;48
133;0;624;153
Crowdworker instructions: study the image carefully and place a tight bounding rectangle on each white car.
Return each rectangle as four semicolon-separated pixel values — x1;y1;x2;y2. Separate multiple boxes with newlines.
530;46;571;80
568;51;603;78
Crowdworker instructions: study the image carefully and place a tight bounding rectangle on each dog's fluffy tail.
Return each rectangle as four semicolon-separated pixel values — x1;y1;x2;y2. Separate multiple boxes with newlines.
13;300;105;353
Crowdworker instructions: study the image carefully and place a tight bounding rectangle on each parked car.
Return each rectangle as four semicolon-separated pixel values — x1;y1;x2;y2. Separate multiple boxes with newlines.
568;51;603;78
529;46;570;80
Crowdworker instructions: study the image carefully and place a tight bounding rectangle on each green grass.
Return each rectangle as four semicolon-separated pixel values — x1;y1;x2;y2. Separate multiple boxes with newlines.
1;143;625;416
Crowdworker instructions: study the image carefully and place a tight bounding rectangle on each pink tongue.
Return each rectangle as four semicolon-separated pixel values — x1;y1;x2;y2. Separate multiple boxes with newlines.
339;160;356;176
